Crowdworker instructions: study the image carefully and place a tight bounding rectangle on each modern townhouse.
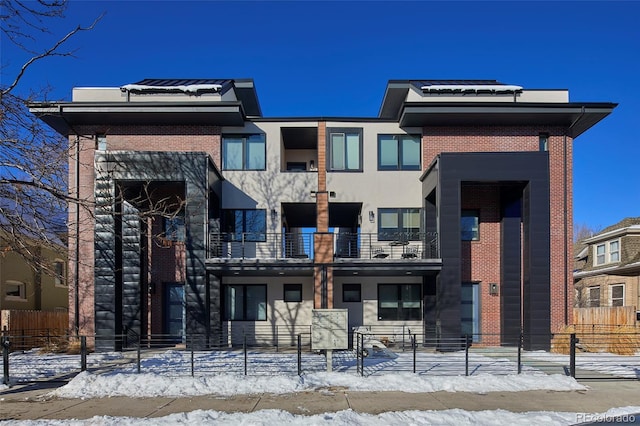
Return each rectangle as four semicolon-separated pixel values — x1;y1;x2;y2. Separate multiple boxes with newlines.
30;78;615;351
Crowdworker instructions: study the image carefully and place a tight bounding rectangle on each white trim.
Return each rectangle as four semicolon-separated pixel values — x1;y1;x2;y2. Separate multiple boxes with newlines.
584;225;640;244
593;238;621;266
573;260;640;278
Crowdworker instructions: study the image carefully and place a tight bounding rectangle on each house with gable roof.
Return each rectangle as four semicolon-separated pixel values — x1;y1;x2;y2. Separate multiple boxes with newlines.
574;218;640;317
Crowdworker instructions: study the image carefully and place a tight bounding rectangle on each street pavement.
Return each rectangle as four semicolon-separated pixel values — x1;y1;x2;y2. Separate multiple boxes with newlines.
2;377;640;422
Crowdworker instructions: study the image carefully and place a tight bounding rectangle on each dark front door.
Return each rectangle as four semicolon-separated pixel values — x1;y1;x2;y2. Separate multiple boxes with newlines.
164;282;185;343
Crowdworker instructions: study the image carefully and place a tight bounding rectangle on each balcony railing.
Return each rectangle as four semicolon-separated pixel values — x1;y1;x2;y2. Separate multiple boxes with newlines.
208;232;438;260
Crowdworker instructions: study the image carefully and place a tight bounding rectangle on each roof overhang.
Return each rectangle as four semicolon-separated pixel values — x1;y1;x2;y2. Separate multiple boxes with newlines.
574;261;640;279
29;101;247;136
398;102;617;138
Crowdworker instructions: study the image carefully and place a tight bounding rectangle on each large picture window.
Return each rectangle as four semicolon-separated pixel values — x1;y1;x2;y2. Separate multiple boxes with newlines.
378;134;420;170
328;128;362;171
223;285;267;321
378;208;421;241
223;134;266;170
223;209;266;242
378;284;421;320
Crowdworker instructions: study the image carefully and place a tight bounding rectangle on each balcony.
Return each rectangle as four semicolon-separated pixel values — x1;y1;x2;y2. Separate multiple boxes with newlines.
208;232;439;260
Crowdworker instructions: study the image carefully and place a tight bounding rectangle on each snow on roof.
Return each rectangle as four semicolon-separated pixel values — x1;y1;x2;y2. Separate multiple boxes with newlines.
120;84;222;94
421;84;523;93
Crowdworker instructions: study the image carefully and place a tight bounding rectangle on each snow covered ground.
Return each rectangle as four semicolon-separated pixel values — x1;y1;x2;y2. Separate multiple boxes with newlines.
2;348;640;425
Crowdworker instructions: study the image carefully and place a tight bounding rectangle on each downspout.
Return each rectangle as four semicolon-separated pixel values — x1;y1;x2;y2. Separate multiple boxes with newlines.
74;134;80;335
565;106;585;325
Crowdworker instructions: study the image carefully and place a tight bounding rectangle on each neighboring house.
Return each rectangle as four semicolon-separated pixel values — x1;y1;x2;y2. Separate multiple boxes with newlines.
574;218;640;315
30;78;615;351
0;233;68;313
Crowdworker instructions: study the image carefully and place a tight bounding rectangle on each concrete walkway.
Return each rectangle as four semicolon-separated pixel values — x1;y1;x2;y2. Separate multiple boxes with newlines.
2;378;640;422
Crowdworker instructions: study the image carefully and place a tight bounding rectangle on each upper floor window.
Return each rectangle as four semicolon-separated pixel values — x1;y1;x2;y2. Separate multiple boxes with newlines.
594;239;620;266
378;134;420;170
164;212;186;242
461;210;480;241
5;280;26;301
96;133;107;151
378;208;421;241
327;128;362;171
223;134;266;170
539;133;549;152
54;259;66;287
223;209;266;242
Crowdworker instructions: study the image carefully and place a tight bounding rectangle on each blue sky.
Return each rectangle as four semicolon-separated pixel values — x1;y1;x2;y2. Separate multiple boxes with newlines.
3;1;638;230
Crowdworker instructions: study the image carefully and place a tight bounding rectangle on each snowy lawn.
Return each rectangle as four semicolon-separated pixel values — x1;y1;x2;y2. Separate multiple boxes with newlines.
524;350;640;378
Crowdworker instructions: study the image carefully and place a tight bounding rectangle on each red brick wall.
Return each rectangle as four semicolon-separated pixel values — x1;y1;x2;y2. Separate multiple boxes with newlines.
461;184;501;341
424;126;572;335
69;125;220;337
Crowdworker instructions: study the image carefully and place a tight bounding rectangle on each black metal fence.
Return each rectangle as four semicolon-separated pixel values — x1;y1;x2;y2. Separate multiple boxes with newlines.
3;330;640;387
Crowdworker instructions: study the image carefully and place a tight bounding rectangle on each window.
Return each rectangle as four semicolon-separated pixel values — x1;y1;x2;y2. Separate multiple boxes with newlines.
283;284;302;303
539;133;549;152
378;134;421;170
223;285;267;320
378;208;421;241
594;239;620;265
610;284;624;307
54;260;66;287
164;213;186;242
461;282;480;341
588;286;600;307
223;209;266;242
5;281;26;301
343;284;361;302
328;128;362;171
96;133;107;151
461;210;479;241
378;284;421;320
223;134;266;170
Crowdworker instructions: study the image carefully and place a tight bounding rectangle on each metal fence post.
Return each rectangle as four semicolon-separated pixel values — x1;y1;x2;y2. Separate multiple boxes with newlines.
191;337;195;377
2;334;10;386
360;332;364;377
412;334;416;373
136;336;141;374
297;334;302;376
465;335;470;377
243;334;248;376
517;331;523;374
570;333;577;378
80;336;87;372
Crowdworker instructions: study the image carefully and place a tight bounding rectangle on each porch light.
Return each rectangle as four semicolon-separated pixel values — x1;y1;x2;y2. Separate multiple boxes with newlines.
369;211;375;223
271;209;277;221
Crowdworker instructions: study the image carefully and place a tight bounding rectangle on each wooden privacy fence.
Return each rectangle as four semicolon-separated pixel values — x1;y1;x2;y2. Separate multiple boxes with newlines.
573;306;637;328
1;310;68;335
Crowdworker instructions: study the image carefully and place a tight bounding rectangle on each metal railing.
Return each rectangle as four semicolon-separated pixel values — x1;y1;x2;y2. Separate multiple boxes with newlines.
3;330;640;385
208;231;439;260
